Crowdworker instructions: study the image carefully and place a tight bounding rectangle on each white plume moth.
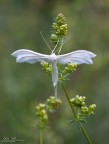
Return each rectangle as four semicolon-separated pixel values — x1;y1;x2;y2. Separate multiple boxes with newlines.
11;49;96;98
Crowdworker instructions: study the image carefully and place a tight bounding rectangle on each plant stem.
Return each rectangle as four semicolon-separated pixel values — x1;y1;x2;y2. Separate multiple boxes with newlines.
40;129;43;144
79;122;92;144
61;82;92;144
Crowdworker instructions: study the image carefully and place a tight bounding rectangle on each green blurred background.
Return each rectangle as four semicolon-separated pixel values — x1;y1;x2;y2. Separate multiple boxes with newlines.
0;0;109;143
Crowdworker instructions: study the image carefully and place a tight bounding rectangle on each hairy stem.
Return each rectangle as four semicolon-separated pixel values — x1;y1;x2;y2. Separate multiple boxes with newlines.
61;82;92;144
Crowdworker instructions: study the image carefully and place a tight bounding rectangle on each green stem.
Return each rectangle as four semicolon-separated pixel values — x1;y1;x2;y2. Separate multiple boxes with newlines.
62;82;77;119
61;82;92;144
79;122;92;144
40;129;43;144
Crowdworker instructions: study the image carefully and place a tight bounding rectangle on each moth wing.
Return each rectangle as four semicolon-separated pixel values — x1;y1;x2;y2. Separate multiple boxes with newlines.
57;50;96;64
11;49;51;64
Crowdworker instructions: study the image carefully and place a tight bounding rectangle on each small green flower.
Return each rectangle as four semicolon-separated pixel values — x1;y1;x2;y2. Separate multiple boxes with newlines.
56;13;66;25
35;96;62;129
36;103;46;111
41;62;52;74
46;96;62;112
51;13;68;42
88;104;96;115
64;63;77;74
70;95;86;108
51;34;58;42
36;103;48;129
81;106;89;114
52;23;59;30
81;104;96;115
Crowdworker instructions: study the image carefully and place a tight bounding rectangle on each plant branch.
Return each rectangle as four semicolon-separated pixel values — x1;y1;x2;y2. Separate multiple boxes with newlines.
61;82;92;144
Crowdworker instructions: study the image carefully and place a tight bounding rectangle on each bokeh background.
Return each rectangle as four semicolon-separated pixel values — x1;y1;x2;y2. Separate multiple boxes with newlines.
0;0;109;143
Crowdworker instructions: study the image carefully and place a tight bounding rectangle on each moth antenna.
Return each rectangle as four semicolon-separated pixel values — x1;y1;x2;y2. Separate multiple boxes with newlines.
58;38;64;54
55;35;71;54
54;38;64;54
40;31;52;52
51;40;59;54
58;45;63;54
63;35;71;44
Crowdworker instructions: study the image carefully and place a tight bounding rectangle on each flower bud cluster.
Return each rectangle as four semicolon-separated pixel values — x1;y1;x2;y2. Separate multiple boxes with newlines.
70;95;96;117
70;95;86;107
81;104;96;115
51;13;68;42
47;96;62;112
41;62;52;74
52;23;67;36
36;104;48;129
36;96;62;129
64;63;77;74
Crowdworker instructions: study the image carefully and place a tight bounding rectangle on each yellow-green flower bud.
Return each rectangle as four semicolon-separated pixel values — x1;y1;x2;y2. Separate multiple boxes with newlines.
88;104;96;115
41;62;52;74
51;13;68;43
81;106;89;114
70;95;86;107
81;104;96;115
56;13;66;25
42;114;48;121
89;104;96;109
36;103;48;129
51;34;58;41
64;63;77;74
41;109;46;115
46;96;62;112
